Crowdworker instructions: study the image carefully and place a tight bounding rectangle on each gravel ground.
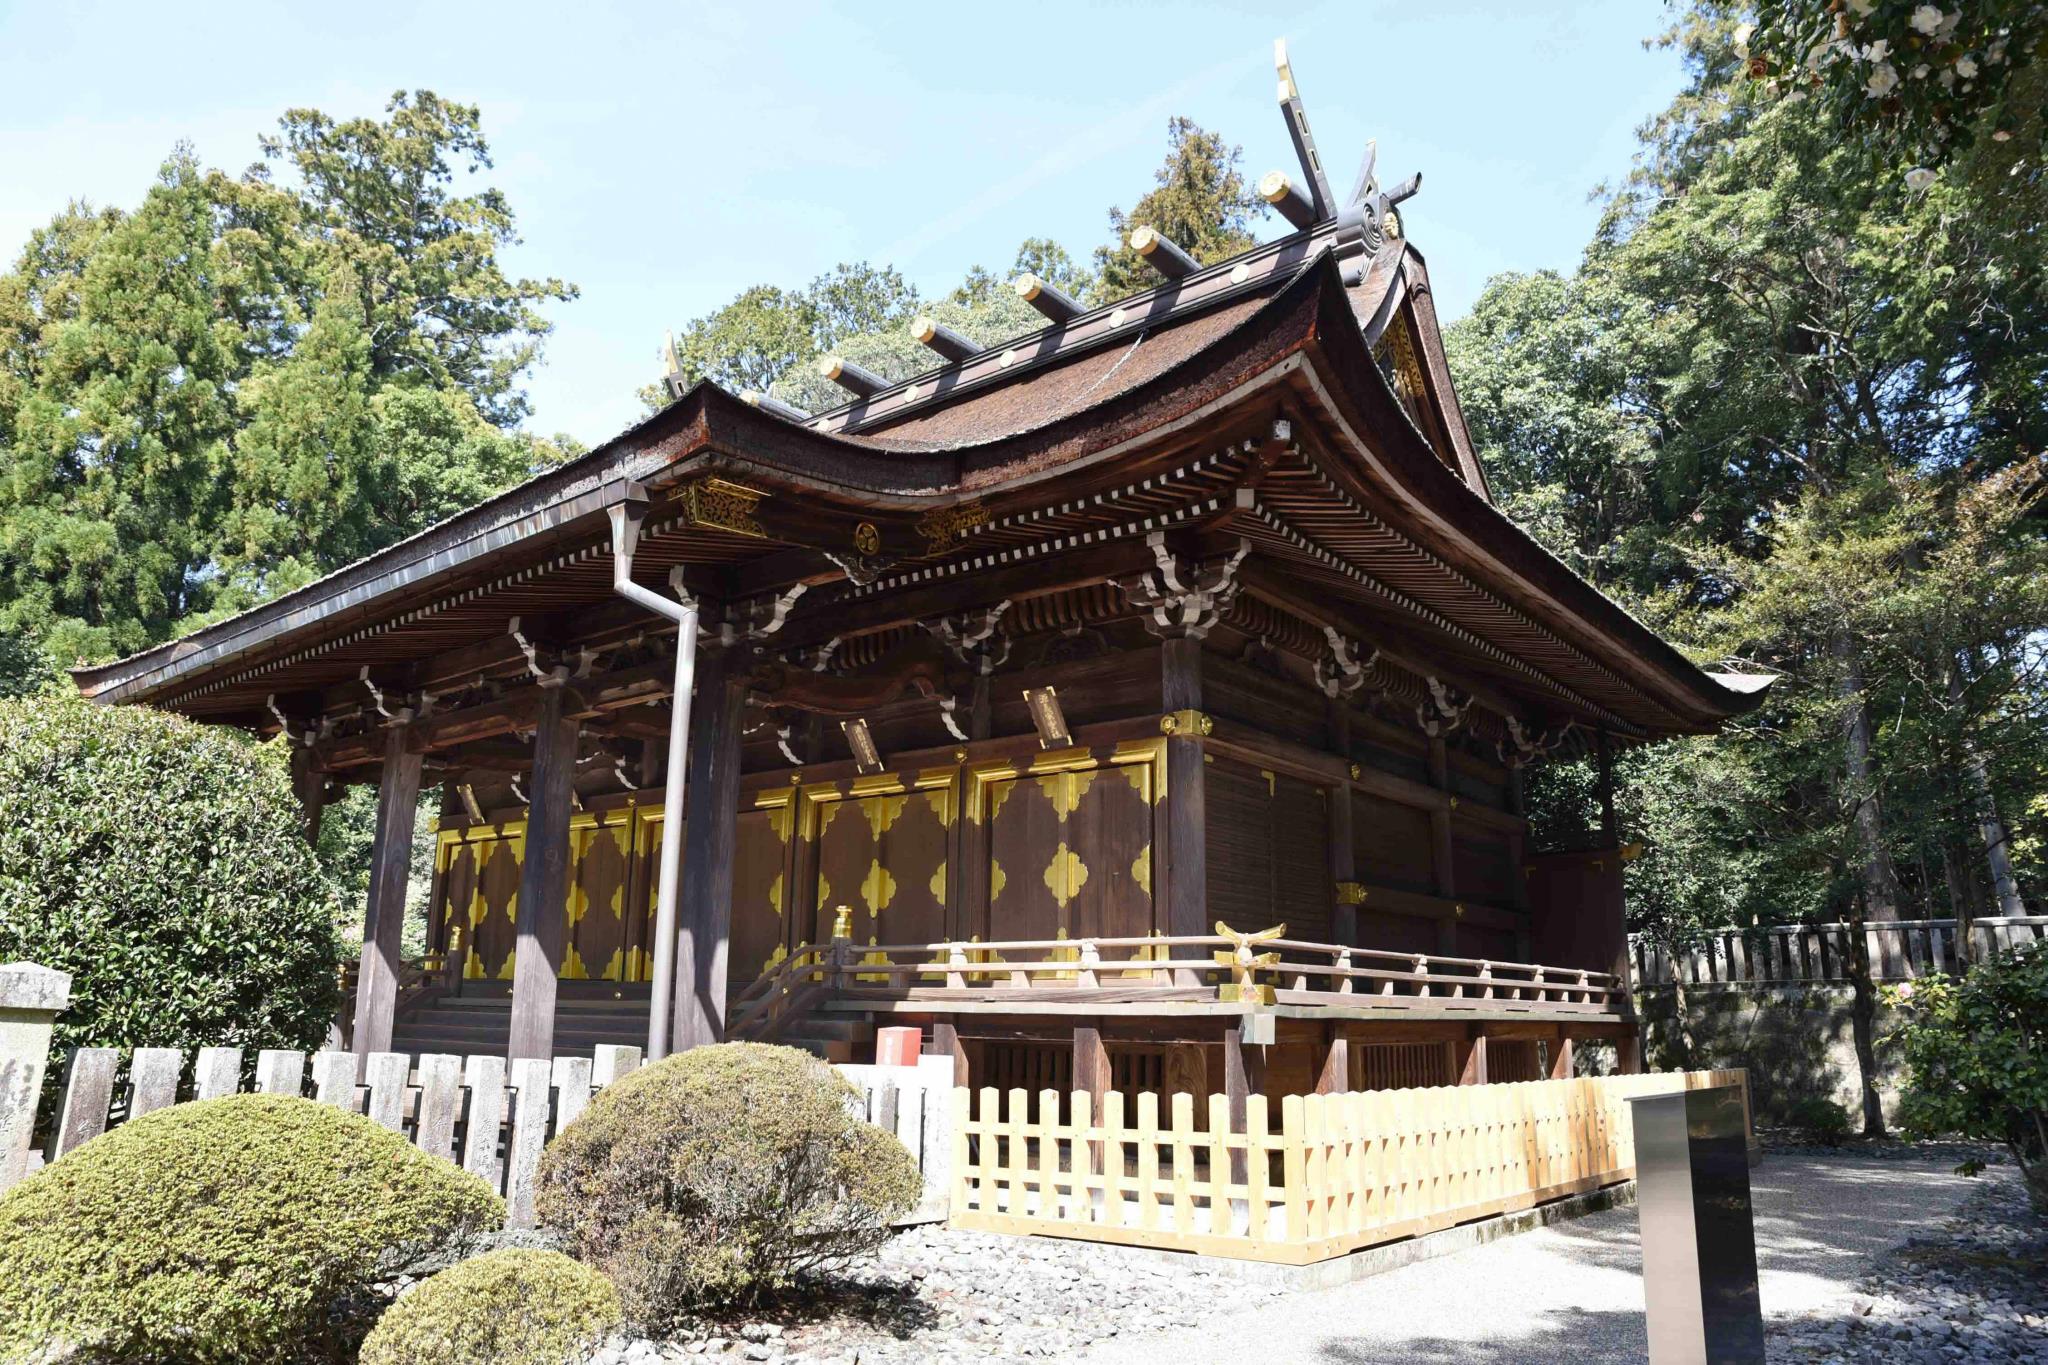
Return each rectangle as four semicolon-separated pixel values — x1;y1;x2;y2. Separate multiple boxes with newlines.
1769;1162;2045;1364
582;1145;2027;1365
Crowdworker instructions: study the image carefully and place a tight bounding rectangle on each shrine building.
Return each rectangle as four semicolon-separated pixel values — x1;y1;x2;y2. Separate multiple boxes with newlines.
72;47;1764;1108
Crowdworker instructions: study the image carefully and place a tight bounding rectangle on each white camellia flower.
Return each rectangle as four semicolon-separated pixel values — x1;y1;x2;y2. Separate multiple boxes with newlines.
1848;0;1875;14
1866;61;1900;96
1866;38;1890;62
1734;21;1755;54
1912;64;1930;78
1905;167;1937;192
1955;55;1979;78
1909;5;1945;35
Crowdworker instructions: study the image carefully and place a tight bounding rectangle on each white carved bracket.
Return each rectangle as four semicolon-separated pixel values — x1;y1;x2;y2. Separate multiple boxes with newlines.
1415;675;1473;738
1121;533;1251;640
1316;627;1381;699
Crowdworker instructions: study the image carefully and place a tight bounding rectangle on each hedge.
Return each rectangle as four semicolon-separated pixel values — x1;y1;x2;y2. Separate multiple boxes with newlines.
0;1093;504;1362
0;693;339;1062
360;1249;622;1364
537;1042;921;1323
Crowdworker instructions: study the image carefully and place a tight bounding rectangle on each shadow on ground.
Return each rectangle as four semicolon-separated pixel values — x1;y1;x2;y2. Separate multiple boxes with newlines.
1316;1308;1646;1364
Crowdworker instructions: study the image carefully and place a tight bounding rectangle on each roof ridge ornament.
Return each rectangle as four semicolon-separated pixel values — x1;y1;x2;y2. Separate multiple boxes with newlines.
1013;272;1082;324
1267;39;1421;258
661;330;686;399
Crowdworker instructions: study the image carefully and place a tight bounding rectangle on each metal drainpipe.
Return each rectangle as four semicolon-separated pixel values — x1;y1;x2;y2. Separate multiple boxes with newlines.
607;499;699;1060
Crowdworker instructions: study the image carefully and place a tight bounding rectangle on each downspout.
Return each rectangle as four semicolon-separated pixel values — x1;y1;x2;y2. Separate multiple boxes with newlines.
607;492;700;1060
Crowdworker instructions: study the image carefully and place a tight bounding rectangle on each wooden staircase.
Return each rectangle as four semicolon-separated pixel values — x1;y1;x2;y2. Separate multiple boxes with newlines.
390;984;650;1058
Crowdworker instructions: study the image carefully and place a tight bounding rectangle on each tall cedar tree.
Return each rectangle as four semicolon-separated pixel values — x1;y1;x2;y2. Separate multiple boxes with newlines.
0;93;579;667
1093;117;1264;300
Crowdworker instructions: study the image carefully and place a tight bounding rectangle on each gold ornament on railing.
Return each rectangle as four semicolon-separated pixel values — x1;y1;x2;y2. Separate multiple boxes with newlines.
1213;920;1286;1006
831;904;854;941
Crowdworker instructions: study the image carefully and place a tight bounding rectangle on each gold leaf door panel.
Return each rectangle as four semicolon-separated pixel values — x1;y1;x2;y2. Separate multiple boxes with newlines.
432;824;525;980
432;836;479;965
986;764;1154;942
564;813;641;981
731;803;794;986
634;802;794;989
437;816;641;983
810;787;950;949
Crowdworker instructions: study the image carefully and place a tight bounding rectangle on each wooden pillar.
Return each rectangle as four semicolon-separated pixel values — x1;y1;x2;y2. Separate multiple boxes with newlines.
1316;1028;1351;1094
1616;1031;1644;1075
353;725;422;1059
1164;1042;1207;1105
1596;730;1618;847
1451;1028;1488;1086
1222;1023;1265;1183
931;1020;970;1088
674;645;747;1051
288;745;326;845
508;684;579;1062
1428;737;1459;956
1549;1033;1575;1080
1074;1024;1110;1181
1161;637;1207;938
1327;707;1358;945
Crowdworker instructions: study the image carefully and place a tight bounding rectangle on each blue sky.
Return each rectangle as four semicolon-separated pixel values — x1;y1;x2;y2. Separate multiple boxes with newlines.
0;0;1686;446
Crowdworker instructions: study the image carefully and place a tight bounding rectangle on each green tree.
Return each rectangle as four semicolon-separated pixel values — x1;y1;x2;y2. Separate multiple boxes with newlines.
0;95;577;670
1741;1;2046;170
0;154;244;663
1093;117;1265;300
260;91;575;427
658;262;921;410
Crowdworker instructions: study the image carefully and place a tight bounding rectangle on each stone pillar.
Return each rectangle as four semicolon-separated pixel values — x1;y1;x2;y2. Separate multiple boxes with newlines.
1;963;71;1192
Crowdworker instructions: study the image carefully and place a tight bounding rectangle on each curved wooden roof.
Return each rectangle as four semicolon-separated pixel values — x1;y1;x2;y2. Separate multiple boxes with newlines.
74;236;1761;743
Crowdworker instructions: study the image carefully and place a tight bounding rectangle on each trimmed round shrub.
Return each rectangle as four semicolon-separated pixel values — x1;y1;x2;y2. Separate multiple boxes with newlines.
0;694;339;1062
537;1042;921;1322
0;1093;504;1362
360;1249;622;1365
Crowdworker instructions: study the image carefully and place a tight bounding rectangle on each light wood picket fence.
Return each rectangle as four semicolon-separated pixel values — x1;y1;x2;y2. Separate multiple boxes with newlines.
948;1069;1747;1264
39;1045;953;1227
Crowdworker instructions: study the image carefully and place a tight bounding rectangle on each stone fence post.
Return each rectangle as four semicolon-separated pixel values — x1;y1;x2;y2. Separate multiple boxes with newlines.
1;963;71;1193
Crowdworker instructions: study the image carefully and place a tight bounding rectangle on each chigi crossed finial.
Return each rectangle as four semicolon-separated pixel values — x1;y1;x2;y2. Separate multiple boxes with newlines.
1267;39;1421;261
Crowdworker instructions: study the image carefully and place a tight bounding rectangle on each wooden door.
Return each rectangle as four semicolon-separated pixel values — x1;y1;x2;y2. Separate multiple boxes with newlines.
563;811;642;981
809;787;951;951
984;763;1155;943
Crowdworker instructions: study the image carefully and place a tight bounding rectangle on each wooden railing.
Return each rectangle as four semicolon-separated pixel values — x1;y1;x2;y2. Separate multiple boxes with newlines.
948;1068;1748;1264
727;943;833;1043
1631;915;2048;989
728;934;1627;1039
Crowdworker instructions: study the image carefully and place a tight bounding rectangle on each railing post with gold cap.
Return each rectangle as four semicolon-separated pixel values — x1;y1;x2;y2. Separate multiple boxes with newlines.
830;905;854;996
